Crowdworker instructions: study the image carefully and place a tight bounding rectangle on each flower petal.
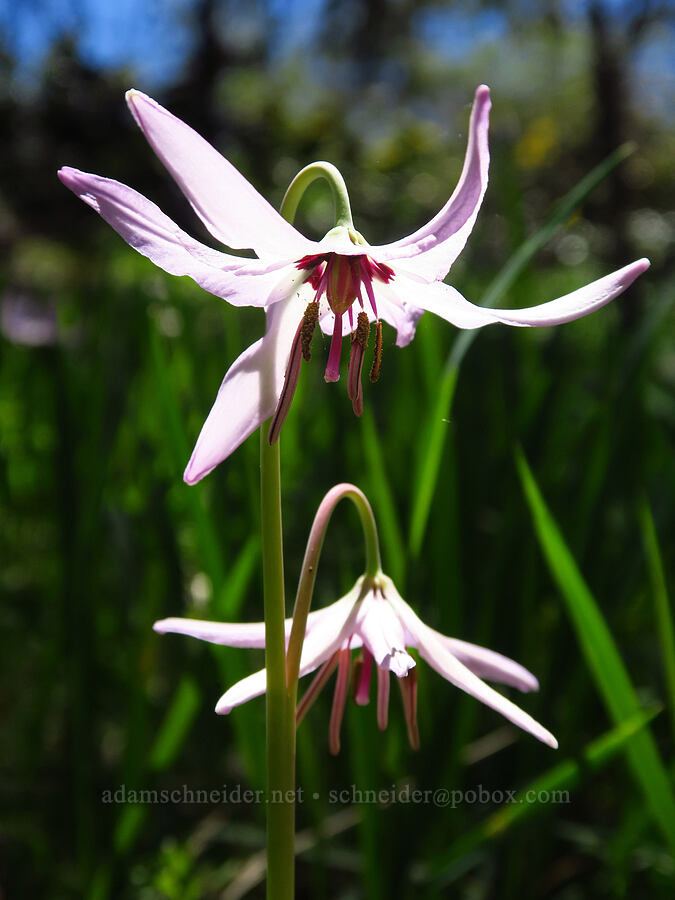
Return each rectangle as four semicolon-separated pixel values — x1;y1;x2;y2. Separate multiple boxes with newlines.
438;636;539;692
386;583;556;747
183;289;307;483
372;85;491;282
419;628;556;746
373;279;425;348
356;592;416;677
58;167;296;306
215;596;359;714
154;617;268;647
126;90;314;258
154;593;357;651
215;668;268;714
401;258;650;329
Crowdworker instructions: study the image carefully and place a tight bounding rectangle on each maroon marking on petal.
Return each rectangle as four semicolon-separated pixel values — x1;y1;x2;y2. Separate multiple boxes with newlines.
295;253;328;270
372;260;395;283
361;264;379;319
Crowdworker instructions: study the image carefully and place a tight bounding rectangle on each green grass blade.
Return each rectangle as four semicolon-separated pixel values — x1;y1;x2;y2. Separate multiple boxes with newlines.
149;322;227;589
361;408;406;585
149;674;202;771
516;449;675;854
408;144;634;557
638;498;675;741
422;704;661;882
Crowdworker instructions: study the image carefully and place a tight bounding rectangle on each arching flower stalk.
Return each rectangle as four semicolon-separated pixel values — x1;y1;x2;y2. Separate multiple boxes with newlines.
58;87;649;482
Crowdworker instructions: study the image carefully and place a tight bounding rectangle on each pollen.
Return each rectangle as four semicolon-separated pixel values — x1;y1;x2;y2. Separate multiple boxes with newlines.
369;320;383;383
301;301;319;361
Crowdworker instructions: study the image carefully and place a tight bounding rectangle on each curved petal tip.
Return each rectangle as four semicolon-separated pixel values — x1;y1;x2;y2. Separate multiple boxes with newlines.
57;166;79;187
543;731;559;750
183;464;206;486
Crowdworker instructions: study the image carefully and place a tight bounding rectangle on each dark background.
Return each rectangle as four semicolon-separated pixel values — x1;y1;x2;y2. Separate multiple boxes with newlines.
1;1;674;897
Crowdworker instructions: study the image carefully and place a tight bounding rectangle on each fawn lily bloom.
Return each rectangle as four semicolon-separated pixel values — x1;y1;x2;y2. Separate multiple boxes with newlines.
154;574;557;752
58;88;649;482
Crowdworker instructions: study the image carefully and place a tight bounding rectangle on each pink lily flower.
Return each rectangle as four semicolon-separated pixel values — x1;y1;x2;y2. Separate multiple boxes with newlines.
58;87;649;483
154;574;557;753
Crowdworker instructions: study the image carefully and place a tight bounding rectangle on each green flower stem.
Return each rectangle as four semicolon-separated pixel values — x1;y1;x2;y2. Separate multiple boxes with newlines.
286;484;382;701
280;162;354;230
259;433;294;900
260;165;354;899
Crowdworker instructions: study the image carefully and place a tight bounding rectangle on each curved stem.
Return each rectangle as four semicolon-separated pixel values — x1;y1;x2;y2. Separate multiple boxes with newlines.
286;483;381;698
280;162;354;229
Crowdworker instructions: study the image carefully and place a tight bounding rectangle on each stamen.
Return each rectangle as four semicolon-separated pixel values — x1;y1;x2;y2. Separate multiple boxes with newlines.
324;314;343;383
297;651;340;726
398;668;420;751
301;301;319;361
369;320;383;383
377;666;390;731
353;649;373;706
329;649;352;755
347;311;370;416
268;317;304;444
362;268;379;319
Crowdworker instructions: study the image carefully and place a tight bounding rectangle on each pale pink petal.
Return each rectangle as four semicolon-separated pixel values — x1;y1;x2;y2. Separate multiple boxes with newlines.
371;85;491;282
153;596;351;649
402;620;555;746
126;90;315;258
215;596;359;714
356;592;416;677
417;627;556;747
183;290;307;483
385;582;556;747
373;280;425;348
58;167;298;307
215;668;268;714
438;636;539;692
154;617;268;647
402;259;650;329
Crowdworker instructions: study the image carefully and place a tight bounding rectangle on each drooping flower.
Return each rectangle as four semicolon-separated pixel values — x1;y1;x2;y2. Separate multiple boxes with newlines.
154;574;557;752
58;87;649;483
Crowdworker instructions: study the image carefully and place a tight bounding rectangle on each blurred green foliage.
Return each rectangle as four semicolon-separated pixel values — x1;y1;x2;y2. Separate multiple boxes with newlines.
1;1;674;898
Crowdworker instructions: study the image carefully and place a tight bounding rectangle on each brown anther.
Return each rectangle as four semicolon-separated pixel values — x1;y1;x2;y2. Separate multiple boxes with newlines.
369;320;383;383
354;310;370;349
301;301;319;361
347;312;371;417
